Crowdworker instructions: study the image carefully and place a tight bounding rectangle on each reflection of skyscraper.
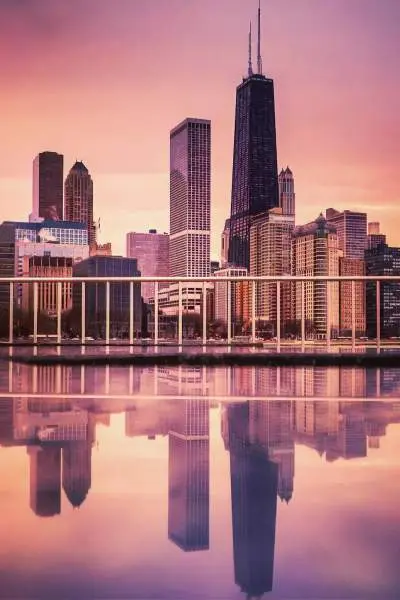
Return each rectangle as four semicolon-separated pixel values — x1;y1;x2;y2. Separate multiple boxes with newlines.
62;439;92;509
168;398;209;552
28;445;61;517
227;403;278;597
0;399;14;446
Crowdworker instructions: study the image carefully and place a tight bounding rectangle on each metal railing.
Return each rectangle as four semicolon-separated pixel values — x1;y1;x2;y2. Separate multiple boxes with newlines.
0;275;399;350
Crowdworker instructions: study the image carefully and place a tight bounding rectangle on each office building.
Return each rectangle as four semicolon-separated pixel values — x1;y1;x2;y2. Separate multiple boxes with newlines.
250;208;294;329
365;245;400;337
278;167;295;218
169;118;211;278
367;222;386;250
326;208;367;260
210;260;220;274
73;256;142;338
0;220;88;310
292;215;340;338
90;242;112;257
339;258;366;335
126;230;169;302
21;256;73;316
65;161;95;247
221;219;230;268
32;151;64;221
229;5;279;269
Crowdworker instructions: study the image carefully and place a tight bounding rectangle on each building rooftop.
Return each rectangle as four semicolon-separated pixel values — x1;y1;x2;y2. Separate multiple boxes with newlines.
293;214;337;238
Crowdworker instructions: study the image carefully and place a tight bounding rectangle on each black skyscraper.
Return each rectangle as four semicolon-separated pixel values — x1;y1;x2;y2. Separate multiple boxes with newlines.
229;3;279;268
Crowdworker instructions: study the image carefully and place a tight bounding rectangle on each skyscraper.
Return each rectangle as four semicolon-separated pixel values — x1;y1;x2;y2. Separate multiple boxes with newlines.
278;167;295;218
126;230;169;302
65;161;95;247
292;215;340;338
169;118;211;278
32;151;64;221
229;3;279;269
325;208;367;260
365;245;400;337
220;218;230;268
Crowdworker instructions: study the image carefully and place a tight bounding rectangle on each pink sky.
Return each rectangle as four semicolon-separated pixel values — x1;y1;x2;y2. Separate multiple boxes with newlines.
0;0;399;258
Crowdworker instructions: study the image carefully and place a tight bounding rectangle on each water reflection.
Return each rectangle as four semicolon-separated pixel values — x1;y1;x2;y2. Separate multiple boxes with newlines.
0;361;400;598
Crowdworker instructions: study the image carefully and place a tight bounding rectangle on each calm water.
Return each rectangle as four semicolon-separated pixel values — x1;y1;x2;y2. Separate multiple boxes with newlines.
0;361;399;599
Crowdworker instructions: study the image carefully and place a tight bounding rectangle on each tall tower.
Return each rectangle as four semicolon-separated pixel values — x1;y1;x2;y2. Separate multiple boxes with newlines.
229;1;279;269
65;161;95;247
278;167;295;218
169;118;211;277
32;151;64;221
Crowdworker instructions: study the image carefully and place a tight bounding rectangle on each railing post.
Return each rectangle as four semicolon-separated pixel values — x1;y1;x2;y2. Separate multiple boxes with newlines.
251;280;256;343
227;278;232;345
178;281;183;345
376;280;381;353
301;280;305;350
351;279;356;350
129;281;134;345
276;280;281;351
33;281;38;344
202;281;207;345
8;282;14;344
154;281;159;345
105;281;110;345
57;281;62;345
81;281;86;344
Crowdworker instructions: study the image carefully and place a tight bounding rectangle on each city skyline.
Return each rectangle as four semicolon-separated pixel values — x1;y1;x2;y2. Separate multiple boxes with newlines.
1;0;399;258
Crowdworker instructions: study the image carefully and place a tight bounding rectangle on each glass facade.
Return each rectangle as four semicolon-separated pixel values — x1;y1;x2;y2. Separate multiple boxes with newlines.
365;245;400;337
229;74;279;269
126;230;169;302
170;118;211;278
72;256;142;337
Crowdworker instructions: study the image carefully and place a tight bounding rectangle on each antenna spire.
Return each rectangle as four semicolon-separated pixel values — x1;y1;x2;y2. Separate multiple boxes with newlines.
257;0;263;75
248;21;253;77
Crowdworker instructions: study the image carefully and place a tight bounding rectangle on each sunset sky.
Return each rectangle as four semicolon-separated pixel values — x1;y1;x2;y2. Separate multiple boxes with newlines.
0;0;399;258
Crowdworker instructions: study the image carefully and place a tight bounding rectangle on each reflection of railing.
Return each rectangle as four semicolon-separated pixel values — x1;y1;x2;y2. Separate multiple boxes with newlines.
1;275;400;349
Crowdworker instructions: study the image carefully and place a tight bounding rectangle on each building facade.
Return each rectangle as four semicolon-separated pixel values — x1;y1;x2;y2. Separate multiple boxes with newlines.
249;208;294;329
338;258;366;335
65;161;95;247
292;215;340;338
32;151;64;221
278;167;295;218
228;35;279;269
326;209;367;260
72;256;142;338
221;219;230;269
365;245;400;337
169;118;211;278
214;267;249;333
22;256;73;316
126;229;169;302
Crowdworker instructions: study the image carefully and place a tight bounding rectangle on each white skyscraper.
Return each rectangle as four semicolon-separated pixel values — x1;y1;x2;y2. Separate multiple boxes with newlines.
169;118;211;278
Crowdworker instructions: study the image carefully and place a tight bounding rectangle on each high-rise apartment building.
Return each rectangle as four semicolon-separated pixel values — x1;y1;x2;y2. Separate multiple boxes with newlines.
169;118;211;278
250;208;294;327
229;5;279;269
65;161;95;247
292;215;340;338
126;229;169;302
326;208;367;259
278;167;295;218
367;222;386;250
32;151;64;221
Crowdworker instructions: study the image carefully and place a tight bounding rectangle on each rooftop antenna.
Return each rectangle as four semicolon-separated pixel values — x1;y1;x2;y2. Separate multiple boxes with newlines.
257;0;263;75
248;21;253;76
